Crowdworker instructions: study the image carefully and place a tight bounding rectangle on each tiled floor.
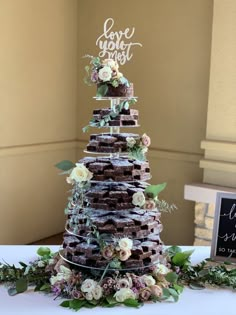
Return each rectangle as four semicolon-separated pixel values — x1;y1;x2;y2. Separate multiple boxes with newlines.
31;233;63;245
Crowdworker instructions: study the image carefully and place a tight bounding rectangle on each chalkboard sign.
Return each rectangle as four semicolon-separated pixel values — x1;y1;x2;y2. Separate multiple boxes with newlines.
211;192;236;263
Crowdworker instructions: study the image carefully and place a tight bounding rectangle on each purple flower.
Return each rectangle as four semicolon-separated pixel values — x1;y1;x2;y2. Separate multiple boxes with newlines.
52;285;61;296
91;71;98;83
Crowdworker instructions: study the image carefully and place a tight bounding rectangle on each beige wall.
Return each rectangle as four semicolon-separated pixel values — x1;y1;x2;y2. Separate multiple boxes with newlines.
0;0;213;245
77;0;213;245
0;0;79;244
200;0;236;188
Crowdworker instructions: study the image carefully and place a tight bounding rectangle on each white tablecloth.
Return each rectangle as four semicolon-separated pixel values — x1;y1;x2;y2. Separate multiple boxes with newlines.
0;246;235;314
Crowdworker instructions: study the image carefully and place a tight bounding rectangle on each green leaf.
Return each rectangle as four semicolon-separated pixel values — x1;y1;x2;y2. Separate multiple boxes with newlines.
55;160;75;171
97;84;108;97
173;284;184;294
165;271;178;283
37;247;51;257
106;295;118;305
99;120;105;127
19;262;27;268
168;288;179;302
84;302;97;308
124;101;129;110
166;246;182;257
60;300;70;308
145;183;167;198
123;298;142;308
39;283;51;292
69;299;87;310
172;250;194;266
16;278;28;293
162;288;171;300
82;125;90;133
8;287;18;296
109;260;121;269
189;282;205;290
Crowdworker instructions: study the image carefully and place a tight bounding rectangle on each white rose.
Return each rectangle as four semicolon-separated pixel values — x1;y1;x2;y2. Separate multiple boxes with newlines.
85;292;93;301
154;263;170;275
50;275;60;286
114;288;136;302
66;176;74;185
59;265;72;280
37;260;45;268
92;285;103;300
118;238;133;250
102;59;117;69
48;259;55;265
69;163;93;183
126;137;136;148
81;279;97;293
50;266;71;285
98;66;112;82
132;191;146;207
142;275;156;286
118;249;132;261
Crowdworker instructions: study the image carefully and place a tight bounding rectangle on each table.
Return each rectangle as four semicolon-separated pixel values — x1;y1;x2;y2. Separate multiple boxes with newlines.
0;246;235;314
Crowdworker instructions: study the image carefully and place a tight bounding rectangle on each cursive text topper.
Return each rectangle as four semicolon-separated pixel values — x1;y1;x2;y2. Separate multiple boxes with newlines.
96;18;142;65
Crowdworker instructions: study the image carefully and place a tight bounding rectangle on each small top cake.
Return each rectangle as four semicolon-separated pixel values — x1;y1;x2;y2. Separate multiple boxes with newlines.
84;56;133;97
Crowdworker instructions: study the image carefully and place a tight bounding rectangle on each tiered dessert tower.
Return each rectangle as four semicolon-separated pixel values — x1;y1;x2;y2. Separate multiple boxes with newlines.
61;92;164;271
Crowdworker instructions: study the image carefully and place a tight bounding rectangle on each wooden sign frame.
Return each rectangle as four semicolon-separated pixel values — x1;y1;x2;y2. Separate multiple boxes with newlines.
211;192;236;263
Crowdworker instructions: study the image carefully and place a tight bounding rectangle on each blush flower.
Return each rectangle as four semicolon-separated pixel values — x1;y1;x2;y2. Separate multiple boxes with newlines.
144;199;156;210
141;133;151;147
132;191;146;207
101;245;115;260
149;285;163;297
117;278;131;289
98;66;112;82
139;287;152;301
118;249;132;261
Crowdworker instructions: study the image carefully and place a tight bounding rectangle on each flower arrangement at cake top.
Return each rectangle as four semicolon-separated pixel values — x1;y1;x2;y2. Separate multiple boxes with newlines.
84;55;132;97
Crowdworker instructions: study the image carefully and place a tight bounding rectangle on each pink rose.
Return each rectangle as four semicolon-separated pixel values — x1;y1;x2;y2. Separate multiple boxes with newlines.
144;199;156;210
101;245;115;260
118;249;131;261
141;133;151;147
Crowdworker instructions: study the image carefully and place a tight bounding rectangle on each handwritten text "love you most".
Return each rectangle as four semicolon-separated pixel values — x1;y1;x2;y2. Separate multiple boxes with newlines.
96;18;142;65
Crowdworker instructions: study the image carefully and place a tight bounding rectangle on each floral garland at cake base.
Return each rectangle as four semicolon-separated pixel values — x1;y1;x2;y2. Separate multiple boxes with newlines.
1;246;236;311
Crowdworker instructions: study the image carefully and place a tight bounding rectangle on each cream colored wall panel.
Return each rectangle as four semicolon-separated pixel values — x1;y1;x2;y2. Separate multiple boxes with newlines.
203;169;236;188
206;0;236;142
148;155;202;245
77;0;213;155
0;0;78;146
0;147;77;244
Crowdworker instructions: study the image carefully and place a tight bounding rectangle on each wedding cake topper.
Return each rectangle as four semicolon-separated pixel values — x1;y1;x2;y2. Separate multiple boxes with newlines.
96;18;142;65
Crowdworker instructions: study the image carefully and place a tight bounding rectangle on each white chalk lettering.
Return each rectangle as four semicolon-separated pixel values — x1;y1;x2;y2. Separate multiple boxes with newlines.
96;18;142;65
220;203;236;227
218;233;236;242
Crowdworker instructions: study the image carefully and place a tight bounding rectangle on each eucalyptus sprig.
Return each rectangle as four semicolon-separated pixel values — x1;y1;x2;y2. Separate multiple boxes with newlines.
166;246;236;290
0;247;54;296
